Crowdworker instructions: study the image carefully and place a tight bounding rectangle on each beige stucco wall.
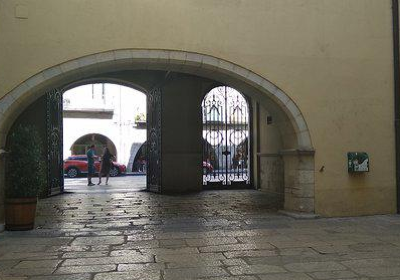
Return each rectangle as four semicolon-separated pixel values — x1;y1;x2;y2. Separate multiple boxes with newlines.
0;0;396;216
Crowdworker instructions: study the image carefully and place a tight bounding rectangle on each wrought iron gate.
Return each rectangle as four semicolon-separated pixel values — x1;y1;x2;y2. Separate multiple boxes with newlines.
147;87;162;192
202;86;250;186
46;88;64;195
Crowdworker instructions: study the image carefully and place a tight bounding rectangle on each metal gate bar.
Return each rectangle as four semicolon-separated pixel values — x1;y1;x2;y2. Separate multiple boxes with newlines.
202;86;250;186
46;88;64;196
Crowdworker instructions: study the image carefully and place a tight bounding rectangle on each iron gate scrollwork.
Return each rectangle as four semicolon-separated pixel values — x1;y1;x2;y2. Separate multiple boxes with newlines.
202;86;250;186
46;88;64;196
147;87;162;192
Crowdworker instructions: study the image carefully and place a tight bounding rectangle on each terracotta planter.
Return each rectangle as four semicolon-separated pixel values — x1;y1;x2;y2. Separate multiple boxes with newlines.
5;197;37;231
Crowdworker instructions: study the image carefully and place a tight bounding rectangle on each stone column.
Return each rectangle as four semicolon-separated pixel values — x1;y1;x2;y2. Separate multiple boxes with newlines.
258;154;284;209
282;150;315;213
161;74;210;193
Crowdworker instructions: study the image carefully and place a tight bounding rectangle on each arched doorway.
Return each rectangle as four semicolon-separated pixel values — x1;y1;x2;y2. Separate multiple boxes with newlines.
63;82;147;166
70;133;117;159
0;49;315;216
202;86;250;187
132;141;147;173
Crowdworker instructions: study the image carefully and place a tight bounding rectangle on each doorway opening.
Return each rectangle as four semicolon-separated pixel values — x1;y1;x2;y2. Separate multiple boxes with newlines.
62;83;147;192
0;49;315;215
131;141;147;173
202;86;251;187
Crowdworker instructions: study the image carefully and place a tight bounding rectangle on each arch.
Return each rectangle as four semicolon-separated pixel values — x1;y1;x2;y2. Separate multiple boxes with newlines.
0;49;315;214
63;82;147;167
202;86;251;186
0;49;312;151
69;133;117;159
62;77;149;95
131;141;147;173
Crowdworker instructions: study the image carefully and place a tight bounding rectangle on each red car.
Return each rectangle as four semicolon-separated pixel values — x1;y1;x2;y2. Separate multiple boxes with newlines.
64;155;126;178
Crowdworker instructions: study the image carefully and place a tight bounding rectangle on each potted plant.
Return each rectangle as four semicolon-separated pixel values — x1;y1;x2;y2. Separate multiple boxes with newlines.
5;124;46;230
134;113;146;128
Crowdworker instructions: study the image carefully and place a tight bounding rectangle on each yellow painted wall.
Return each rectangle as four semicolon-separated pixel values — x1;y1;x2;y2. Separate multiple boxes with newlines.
0;0;396;216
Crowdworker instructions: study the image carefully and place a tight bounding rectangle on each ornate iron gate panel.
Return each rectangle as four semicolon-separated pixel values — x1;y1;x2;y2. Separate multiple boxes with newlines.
202;86;250;186
147;87;162;192
46;88;64;196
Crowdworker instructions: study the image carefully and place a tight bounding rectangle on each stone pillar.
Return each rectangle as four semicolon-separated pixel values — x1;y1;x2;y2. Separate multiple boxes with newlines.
258;154;284;209
161;74;208;193
282;150;315;213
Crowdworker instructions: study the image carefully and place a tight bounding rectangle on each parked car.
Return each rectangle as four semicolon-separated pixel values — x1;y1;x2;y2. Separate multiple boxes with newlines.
64;155;126;178
203;161;214;174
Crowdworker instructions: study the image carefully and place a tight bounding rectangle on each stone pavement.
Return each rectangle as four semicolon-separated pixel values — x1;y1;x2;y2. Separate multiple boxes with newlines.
1;181;400;279
62;175;146;193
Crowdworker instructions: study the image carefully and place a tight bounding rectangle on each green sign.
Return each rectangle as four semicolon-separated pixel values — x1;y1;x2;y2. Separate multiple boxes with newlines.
348;152;369;172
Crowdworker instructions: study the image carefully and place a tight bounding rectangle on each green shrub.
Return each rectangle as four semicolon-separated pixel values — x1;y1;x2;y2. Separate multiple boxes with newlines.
6;125;46;198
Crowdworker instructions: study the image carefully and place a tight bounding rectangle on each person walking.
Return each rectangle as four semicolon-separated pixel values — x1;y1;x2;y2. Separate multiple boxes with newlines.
86;144;96;186
98;147;114;185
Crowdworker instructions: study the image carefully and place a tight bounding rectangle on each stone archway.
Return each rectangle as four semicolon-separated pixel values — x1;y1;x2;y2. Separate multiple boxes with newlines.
0;50;312;150
130;141;147;173
0;49;315;217
69;133;118;160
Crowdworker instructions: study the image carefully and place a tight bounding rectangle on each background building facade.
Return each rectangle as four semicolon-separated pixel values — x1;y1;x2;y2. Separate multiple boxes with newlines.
63;83;147;171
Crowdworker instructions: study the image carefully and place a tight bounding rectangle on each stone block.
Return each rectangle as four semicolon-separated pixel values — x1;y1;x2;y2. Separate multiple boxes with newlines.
298;130;313;150
223;250;276;259
60;59;81;73
186;237;238;247
155;252;225;263
168;51;187;64
42;66;63;80
72;236;124;246
227;264;286;275
0;94;15;115
55;265;116;274
117;263;165;271
94;271;161;280
298;155;315;170
247;72;263;87
201;55;220;70
9;83;29;101
14;259;61;269
284;261;346;272
113;49;132;60
290;184;315;198
258;273;313;280
199;243;265;253
62;255;153;266
163;267;229;280
29;274;92;280
261;80;279;96
77;54;98;68
232;65;250;80
294;114;308;133
218;59;235;74
308;270;358;279
284;195;315;213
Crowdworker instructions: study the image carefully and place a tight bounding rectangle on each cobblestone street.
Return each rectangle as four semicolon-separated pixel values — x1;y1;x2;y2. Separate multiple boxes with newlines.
1;179;400;279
